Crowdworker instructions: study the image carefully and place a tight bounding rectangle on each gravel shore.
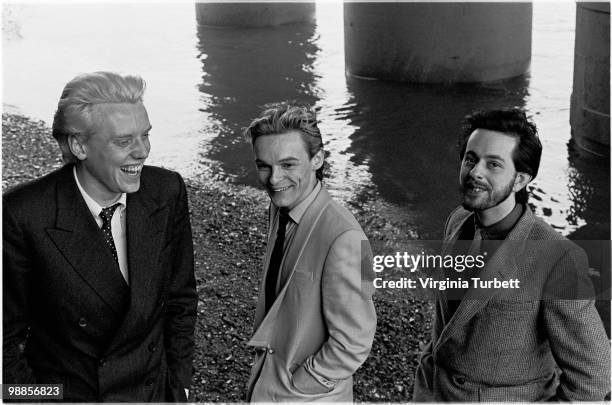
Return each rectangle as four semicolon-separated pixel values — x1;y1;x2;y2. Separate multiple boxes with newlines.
2;112;432;402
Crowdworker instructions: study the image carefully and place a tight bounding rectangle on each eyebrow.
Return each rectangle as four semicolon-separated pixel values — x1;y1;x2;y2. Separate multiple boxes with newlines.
465;151;507;162
115;125;152;138
279;157;300;163
255;157;300;164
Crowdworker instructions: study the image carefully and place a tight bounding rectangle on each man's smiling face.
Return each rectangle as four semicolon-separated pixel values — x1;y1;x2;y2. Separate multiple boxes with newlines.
73;102;151;205
253;130;323;210
459;128;521;218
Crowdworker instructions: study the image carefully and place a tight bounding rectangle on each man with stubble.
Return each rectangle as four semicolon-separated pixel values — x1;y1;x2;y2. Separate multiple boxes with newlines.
412;109;610;401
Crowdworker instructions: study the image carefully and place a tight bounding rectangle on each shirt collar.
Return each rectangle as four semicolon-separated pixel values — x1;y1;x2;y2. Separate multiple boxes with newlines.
285;181;321;225
73;165;126;218
475;202;524;240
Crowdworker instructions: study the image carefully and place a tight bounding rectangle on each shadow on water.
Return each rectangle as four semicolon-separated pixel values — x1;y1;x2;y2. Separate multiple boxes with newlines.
195;21;320;184
566;141;611;239
341;73;610;331
342;75;530;239
566;143;611;336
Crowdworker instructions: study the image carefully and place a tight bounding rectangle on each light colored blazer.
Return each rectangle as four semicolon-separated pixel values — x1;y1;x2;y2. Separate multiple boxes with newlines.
247;186;376;402
412;206;610;402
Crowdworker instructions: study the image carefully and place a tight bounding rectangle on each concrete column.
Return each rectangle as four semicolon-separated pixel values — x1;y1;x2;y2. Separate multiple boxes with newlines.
195;3;314;28
570;3;610;157
344;3;532;83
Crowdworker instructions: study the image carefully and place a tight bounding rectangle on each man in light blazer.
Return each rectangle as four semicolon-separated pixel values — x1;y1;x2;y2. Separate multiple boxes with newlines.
3;72;197;401
412;109;610;401
244;103;376;401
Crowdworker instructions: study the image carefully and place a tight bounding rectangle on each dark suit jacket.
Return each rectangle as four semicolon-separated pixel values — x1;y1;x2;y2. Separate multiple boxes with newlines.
412;206;611;402
3;164;197;402
246;186;376;402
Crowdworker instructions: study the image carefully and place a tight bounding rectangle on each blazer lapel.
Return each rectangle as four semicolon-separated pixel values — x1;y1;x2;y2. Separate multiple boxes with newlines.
439;212;473;324
248;188;330;347
46;165;130;314
279;187;329;290
435;206;535;351
251;204;277;332
106;186;167;353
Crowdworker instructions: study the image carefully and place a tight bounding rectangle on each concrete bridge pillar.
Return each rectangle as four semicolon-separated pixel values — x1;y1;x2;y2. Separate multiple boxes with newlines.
570;2;610;157
344;3;532;83
195;3;315;28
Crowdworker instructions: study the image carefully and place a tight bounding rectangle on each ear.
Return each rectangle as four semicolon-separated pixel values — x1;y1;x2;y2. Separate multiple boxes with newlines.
310;150;324;171
68;134;88;161
513;172;532;193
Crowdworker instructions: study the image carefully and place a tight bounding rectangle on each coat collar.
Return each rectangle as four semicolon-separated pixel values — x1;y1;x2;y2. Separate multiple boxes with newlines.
46;165;167;337
106;183;167;353
248;187;331;347
47;165;130;314
435;206;535;351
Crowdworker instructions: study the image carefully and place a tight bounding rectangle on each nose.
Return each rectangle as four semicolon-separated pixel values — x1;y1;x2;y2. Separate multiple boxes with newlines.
132;137;150;160
269;166;283;185
469;161;486;180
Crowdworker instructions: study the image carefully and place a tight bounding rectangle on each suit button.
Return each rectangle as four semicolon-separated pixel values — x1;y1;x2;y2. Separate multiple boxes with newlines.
148;342;157;352
158;299;165;307
78;317;87;328
145;377;156;386
99;358;105;367
268;348;274;354
456;375;465;385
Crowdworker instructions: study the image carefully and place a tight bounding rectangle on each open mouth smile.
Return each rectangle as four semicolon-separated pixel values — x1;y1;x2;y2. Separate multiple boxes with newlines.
121;164;144;176
464;180;489;194
468;186;486;192
271;185;292;192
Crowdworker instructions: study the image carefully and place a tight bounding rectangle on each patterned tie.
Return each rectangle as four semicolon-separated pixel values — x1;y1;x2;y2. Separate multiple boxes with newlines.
265;208;290;314
99;203;121;264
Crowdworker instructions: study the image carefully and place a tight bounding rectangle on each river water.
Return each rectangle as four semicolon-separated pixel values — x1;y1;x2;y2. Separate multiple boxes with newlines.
3;2;609;240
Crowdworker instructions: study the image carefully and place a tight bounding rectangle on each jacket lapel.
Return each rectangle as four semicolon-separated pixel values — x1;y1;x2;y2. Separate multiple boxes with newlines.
106;185;167;353
46;165;130;314
248;188;330;347
435;206;536;351
279;188;330;291
439;211;473;324
251;204;276;332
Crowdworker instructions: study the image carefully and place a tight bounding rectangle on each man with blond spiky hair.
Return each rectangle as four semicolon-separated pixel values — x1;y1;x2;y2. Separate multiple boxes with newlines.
3;72;197;402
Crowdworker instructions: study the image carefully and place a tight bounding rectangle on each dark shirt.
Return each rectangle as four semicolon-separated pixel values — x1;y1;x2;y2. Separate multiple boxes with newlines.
456;202;524;245
446;203;525;316
478;202;524;241
478;202;524;258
